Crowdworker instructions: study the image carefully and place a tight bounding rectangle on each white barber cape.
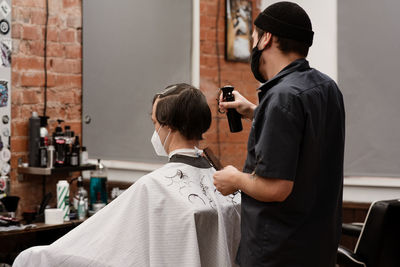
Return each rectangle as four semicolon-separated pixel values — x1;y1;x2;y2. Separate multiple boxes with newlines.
13;154;241;267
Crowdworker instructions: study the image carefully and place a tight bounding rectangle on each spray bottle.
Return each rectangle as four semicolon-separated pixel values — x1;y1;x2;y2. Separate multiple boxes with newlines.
221;85;243;132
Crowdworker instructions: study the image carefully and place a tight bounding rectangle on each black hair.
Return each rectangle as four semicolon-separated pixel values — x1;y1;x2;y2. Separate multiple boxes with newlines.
255;26;309;57
152;83;211;140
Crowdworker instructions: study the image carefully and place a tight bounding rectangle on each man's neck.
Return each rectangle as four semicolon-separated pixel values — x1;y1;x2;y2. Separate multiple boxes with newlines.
264;52;303;81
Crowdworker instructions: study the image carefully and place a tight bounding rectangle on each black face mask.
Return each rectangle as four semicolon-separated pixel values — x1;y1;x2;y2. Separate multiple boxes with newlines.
250;40;266;83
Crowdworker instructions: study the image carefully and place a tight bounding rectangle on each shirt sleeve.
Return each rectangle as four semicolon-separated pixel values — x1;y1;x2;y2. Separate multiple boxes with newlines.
254;97;304;181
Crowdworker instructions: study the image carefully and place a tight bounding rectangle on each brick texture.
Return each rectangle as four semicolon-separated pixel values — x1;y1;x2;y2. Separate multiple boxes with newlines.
200;0;261;168
11;0;82;214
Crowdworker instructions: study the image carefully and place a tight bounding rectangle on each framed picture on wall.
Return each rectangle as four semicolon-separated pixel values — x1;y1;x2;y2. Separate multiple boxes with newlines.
225;0;252;62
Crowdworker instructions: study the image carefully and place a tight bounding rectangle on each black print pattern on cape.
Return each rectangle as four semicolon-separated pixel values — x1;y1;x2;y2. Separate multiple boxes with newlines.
164;169;239;211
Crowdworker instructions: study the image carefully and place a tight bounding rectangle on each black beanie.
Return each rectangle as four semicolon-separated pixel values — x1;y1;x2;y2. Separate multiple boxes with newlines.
254;1;314;47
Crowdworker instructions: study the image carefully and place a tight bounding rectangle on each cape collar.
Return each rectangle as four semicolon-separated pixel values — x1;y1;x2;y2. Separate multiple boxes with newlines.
169;154;212;169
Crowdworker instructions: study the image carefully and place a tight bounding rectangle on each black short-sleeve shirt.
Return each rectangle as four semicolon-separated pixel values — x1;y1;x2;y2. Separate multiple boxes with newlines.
237;59;345;267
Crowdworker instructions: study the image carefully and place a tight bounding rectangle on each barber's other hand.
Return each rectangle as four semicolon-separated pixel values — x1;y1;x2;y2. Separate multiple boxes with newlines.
219;90;257;120
213;165;240;196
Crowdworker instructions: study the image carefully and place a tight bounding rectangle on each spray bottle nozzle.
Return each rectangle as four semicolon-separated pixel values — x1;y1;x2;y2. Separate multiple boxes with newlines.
220;85;234;100
39;116;49;127
220;85;235;101
55;119;65;134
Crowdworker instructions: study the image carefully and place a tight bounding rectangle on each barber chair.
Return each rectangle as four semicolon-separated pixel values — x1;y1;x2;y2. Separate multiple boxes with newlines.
337;199;400;267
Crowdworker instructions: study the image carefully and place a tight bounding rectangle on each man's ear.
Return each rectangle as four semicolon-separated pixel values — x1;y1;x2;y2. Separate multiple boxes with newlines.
258;32;272;50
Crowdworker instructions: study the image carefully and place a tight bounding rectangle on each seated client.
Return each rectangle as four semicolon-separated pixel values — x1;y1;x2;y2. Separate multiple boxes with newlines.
13;83;241;267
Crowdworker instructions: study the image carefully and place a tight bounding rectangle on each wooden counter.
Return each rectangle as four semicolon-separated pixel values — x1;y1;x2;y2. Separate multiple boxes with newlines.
0;220;84;265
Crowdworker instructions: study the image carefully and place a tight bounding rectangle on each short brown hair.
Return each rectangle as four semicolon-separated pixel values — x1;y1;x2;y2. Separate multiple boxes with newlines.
152;83;211;140
256;26;309;57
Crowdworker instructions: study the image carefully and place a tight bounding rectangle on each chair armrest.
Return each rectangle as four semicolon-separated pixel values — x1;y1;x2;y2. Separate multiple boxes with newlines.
337;246;366;267
342;222;363;237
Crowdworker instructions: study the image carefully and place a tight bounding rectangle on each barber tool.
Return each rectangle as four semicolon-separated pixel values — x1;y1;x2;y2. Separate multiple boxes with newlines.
220;85;243;133
38;192;52;215
204;147;223;171
34;192;53;222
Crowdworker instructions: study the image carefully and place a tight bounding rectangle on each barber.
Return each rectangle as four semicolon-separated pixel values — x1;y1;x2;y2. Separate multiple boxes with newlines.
213;2;345;266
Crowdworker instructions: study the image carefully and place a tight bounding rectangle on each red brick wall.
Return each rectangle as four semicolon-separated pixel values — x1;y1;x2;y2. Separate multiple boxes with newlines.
200;0;260;168
11;0;82;212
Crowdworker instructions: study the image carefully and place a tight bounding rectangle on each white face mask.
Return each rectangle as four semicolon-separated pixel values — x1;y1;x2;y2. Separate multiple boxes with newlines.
151;126;171;157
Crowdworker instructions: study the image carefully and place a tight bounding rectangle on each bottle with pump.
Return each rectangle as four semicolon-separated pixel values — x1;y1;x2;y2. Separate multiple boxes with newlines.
64;126;73;145
28;112;41;167
39;116;49;146
89;159;108;208
221;85;243;132
53;119;66;167
73;176;88;218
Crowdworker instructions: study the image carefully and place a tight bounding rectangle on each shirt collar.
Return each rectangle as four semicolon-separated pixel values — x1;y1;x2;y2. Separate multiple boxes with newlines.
257;58;310;99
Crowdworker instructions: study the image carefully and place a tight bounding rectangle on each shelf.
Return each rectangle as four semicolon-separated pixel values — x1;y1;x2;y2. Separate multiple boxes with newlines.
17;164;97;176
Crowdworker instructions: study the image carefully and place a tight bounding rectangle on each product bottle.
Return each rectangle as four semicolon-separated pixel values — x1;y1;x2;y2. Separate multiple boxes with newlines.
80;146;90;179
80;146;88;166
70;136;80;167
39;138;47;167
57;180;70;221
28;112;41;167
53;120;66;167
73;176;88;217
221;85;243;133
47;144;55;169
89;159;108;208
64;126;73;166
39;116;49;167
39;116;49;146
64;126;73;144
77;196;86;220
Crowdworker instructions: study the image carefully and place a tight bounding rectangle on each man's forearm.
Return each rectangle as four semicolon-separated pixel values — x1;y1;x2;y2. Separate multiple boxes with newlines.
234;172;293;202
